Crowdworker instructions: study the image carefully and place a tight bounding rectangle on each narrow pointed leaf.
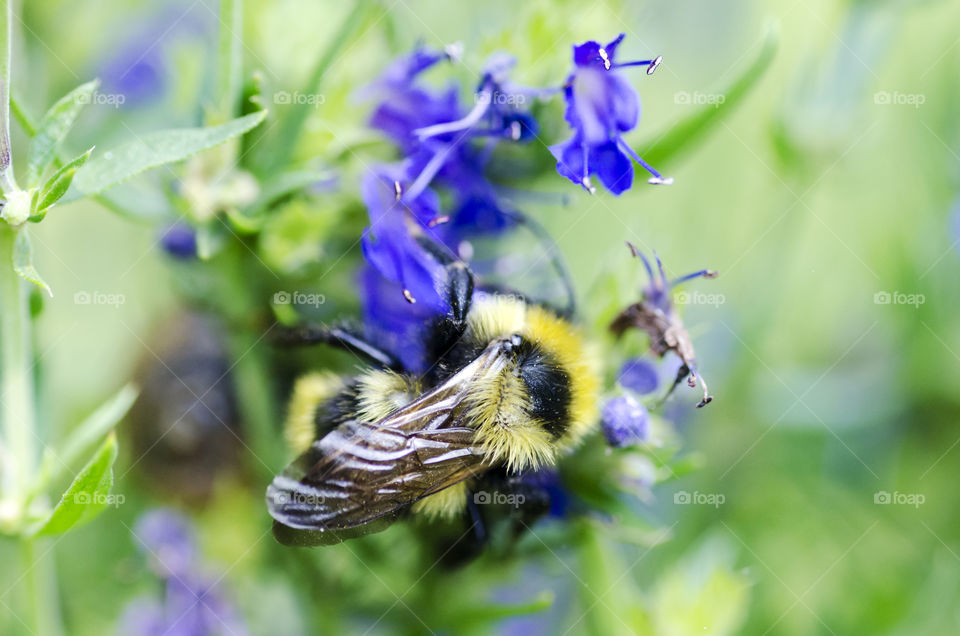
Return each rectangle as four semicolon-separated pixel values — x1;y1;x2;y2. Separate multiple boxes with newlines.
38;384;138;488
33;433;119;536
641;25;778;167
30;147;93;220
26;79;99;186
70;110;267;197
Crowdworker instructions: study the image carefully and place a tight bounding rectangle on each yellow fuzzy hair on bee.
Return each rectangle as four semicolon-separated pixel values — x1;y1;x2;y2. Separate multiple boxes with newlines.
465;295;600;471
285;372;344;455
411;481;469;520
467;365;558;473
356;369;421;422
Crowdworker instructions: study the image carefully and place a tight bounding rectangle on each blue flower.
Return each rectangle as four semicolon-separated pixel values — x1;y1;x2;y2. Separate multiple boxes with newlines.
413;52;540;144
617;358;659;395
118;510;248;636
601;394;649;447
550;34;670;194
629;243;716;316
360;165;448;309
366;46;535;239
161;224;198;259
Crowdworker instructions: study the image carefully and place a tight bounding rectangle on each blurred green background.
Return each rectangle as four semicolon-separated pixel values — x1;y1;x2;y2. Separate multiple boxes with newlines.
3;0;960;634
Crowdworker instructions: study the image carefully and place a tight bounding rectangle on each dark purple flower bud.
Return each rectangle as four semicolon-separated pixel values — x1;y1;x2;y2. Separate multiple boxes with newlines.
617;358;659;395
551;34;670;194
134;509;196;579
160;224;197;259
602;394;649;447
520;469;570;518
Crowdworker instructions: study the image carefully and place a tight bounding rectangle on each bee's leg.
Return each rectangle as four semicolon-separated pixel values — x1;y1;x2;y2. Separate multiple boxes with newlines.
436;496;490;568
273;323;404;371
412;232;474;331
502;479;551;543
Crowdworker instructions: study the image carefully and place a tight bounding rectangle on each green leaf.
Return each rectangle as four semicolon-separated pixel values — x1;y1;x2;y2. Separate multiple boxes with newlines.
26;79;99;187
246;168;334;216
29;147;93;220
641;24;779;168
12;230;52;297
70;110;267;198
32;433;119;537
37;384;138;489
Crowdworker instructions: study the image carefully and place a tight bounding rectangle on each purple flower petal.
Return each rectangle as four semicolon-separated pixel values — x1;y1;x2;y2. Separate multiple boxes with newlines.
602;395;649;447
134;509;196;579
592;141;633;194
618;358;659;395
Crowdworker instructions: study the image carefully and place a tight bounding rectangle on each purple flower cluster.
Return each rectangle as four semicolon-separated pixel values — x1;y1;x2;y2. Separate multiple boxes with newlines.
117;510;247;636
358;37;668;370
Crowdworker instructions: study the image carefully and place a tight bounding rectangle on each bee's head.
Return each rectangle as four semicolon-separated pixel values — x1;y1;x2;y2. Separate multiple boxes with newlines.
463;294;599;473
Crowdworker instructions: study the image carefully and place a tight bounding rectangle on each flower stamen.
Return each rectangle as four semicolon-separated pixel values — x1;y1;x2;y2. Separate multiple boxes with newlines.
598;47;612;70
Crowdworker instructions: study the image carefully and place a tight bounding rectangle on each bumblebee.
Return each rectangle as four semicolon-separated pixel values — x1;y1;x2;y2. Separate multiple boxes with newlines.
266;242;598;546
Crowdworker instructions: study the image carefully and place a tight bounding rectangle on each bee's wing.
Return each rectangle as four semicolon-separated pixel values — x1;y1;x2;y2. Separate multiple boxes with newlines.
267;339;510;546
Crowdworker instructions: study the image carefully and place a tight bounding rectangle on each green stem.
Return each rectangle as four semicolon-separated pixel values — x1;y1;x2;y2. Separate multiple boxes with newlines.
211;240;281;475
0;0;16;192
22;539;63;636
0;226;34;514
216;0;243;121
